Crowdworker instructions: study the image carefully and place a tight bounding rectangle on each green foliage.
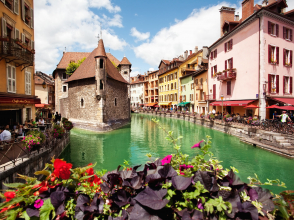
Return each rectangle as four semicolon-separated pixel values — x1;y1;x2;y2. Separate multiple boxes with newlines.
39;199;56;220
65;57;86;75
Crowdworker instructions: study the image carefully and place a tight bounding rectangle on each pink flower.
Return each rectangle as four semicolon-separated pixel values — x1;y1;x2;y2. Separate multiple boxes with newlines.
179;164;194;175
34;199;44;209
191;140;204;149
37;142;40;145
161;155;172;165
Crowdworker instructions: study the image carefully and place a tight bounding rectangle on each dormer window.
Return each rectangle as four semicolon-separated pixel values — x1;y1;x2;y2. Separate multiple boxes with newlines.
268;21;279;37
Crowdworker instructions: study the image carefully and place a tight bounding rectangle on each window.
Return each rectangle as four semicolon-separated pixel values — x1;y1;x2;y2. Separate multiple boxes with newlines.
284;76;293;94
171;83;173;90
5;0;13;10
268;21;279;37
174;82;176;89
124;71;128;74
191;83;194;89
114;98;117;106
7;65;16;93
211;65;217;77
196;93;198;100
190;94;194;101
81;98;84;107
100;80;103;90
175;93;177;101
174;73;177;79
62;72;67;79
22;2;32;27
210;49;217;59
283;49;293;67
25;71;31;95
63;85;67;92
224;39;233;52
100;59;104;68
195;79;198;85
227;81;231;95
268;74;279;94
268;45;279;64
49;95;52;103
167;84;169;90
283;27;293;41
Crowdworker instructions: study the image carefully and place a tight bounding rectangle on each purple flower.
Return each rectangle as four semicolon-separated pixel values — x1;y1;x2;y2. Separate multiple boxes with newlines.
191;140;204;149
161;155;172;165
197;202;204;209
34;199;44;209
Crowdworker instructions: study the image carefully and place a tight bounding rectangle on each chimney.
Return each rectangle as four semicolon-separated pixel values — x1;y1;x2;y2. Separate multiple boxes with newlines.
242;0;254;21
234;12;239;21
202;46;209;59
195;46;198;53
262;0;268;6
189;50;192;55
219;6;235;37
184;50;188;60
178;55;184;61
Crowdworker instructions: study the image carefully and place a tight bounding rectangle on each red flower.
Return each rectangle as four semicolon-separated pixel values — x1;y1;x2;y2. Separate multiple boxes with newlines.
88;174;101;187
0;203;19;213
32;181;55;194
85;163;94;176
53;159;72;180
4;191;15;202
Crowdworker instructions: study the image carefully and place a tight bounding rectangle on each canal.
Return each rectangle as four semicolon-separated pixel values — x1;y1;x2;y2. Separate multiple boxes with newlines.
60;114;294;193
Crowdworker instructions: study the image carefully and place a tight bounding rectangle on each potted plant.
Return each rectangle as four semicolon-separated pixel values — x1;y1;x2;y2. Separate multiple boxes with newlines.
63;120;73;131
271;58;277;64
0;37;9;42
52;124;65;138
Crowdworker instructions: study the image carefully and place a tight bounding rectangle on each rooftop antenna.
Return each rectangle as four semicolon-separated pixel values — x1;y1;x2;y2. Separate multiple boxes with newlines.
100;22;102;40
96;34;100;45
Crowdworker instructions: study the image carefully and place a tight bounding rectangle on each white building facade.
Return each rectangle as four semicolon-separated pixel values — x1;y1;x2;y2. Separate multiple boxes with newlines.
131;82;144;107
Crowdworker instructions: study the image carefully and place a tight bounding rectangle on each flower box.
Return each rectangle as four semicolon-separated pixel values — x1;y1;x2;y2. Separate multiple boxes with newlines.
0;37;9;42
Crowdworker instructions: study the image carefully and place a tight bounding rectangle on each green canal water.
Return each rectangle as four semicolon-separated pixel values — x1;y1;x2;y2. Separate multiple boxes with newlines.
60;114;294;194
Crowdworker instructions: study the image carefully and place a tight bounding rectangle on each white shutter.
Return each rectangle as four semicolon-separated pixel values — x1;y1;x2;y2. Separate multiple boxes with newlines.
30;8;33;29
31;40;34;50
21;0;25;21
2;17;7;38
15;28;19;40
28;72;31;94
12;67;16;92
1;0;5;3
21;33;25;43
7;65;12;92
14;0;19;14
25;72;27;94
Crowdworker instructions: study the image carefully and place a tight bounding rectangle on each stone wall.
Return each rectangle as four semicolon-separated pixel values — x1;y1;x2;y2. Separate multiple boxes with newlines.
0;134;70;202
105;78;130;123
120;65;130;83
54;69;68;113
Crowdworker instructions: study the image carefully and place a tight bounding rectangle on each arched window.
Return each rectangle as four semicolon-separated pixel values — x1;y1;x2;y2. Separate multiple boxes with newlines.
100;80;103;90
81;98;84;107
171;83;173;90
100;59;104;69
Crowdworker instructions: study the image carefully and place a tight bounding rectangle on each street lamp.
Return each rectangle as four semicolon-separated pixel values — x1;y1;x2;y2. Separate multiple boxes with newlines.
221;94;224;123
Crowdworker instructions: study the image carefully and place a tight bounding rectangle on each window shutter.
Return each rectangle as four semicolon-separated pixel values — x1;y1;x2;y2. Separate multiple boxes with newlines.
225;60;227;71
12;67;16;92
210;52;213;60
268;21;271;34
231;39;233;50
215;49;217;58
15;28;19;40
213;84;216;100
231;57;233;68
276;24;279;37
283;76;285;94
31;40;34;50
211;67;213;77
268;45;271;63
1;0;4;3
30;8;34;29
283;49;285;66
227;81;231;95
290;77;293;94
2;17;7;38
14;0;19;14
276;75;279;93
283;27;286;39
21;33;25;43
21;0;25;21
290;29;293;41
25;72;27;94
224;43;227;52
268;74;271;93
215;65;217;73
276;47;279;64
291;50;293;67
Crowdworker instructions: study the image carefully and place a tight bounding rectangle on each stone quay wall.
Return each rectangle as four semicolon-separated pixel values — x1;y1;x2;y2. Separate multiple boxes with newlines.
139;111;294;158
0;133;70;201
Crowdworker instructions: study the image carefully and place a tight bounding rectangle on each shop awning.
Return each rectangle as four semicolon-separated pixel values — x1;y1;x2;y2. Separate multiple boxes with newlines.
35;104;50;108
154;105;159;108
146;103;157;107
159;102;172;106
177;102;190;106
210;100;255;106
271;97;294;106
0;97;41;104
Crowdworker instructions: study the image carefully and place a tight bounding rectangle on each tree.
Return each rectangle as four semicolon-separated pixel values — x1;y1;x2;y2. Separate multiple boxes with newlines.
65;57;86;75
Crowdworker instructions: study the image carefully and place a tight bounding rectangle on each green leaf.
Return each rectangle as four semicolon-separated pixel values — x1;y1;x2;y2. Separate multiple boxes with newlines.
20;211;30;220
79;175;94;181
0;197;25;209
39;198;56;220
6;208;21;220
3;183;26;188
34;170;51;176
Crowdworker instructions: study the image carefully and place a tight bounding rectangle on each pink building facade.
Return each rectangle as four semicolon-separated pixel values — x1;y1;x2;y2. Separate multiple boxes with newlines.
208;0;294;119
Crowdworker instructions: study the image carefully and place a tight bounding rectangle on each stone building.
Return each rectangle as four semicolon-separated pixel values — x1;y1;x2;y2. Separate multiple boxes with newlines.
59;39;131;131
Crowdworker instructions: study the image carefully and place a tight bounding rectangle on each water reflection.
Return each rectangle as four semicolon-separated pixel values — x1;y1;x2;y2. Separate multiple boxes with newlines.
60;114;294;193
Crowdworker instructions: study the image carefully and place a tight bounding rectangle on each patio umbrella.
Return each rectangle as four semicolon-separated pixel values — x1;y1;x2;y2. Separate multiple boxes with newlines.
277;106;294;111
244;104;260;108
266;105;279;109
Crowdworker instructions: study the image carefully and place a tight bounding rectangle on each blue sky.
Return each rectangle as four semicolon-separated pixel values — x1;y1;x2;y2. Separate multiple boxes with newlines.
34;0;294;76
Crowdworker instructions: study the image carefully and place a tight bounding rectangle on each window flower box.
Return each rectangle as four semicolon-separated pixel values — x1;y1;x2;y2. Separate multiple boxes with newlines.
0;37;9;42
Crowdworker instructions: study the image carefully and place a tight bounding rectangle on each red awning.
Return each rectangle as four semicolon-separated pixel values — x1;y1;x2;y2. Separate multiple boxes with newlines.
210;100;256;106
35;104;50;108
271;97;294;106
146;103;157;107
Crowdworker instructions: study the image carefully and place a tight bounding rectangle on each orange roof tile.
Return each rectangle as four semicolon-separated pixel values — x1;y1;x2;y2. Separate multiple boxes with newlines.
95;39;107;57
56;52;90;69
66;46;128;84
119;56;131;65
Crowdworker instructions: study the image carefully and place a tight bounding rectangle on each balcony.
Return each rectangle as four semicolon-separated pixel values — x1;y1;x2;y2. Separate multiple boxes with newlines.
195;84;203;90
0;38;34;68
181;66;196;73
205;95;216;101
217;70;236;81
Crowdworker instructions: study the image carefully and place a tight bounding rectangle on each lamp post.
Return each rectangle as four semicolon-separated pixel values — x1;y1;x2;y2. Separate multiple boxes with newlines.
221;94;224;123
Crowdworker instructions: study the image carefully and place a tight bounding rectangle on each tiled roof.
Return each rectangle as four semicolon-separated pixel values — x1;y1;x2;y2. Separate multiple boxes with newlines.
162;60;171;65
106;52;120;66
119;56;131;65
148;70;159;75
66;42;128;84
35;75;54;85
95;39;107;57
285;8;294;15
56;52;90;69
131;79;145;85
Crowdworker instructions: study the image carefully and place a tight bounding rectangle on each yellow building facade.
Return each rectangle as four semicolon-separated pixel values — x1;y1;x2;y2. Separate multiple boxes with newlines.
193;67;208;114
0;0;38;126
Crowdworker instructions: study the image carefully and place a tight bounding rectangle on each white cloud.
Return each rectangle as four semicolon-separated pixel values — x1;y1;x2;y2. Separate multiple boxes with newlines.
34;0;127;73
130;27;150;42
88;0;121;13
287;0;294;12
131;70;141;77
149;68;154;71
133;2;239;67
134;13;138;16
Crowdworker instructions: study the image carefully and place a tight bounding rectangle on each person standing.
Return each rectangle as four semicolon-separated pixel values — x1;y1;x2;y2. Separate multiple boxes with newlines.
0;125;11;141
280;111;291;123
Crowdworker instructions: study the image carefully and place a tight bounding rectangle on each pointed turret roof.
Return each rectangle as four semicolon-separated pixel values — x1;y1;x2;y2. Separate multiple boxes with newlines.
119;56;131;66
95;39;107;57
